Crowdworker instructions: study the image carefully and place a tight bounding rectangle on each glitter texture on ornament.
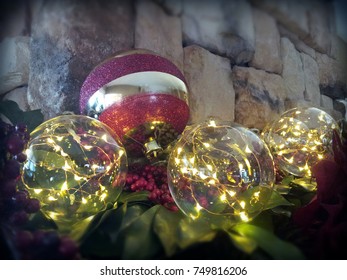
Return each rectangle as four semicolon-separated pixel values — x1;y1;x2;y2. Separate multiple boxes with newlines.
80;49;189;159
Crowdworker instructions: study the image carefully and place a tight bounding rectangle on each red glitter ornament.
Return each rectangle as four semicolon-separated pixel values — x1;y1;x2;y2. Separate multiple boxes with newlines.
80;49;190;158
100;93;189;157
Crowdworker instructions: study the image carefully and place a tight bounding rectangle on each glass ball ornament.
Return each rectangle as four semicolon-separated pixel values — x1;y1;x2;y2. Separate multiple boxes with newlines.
22;115;127;232
167;118;275;223
80;49;190;159
262;107;339;177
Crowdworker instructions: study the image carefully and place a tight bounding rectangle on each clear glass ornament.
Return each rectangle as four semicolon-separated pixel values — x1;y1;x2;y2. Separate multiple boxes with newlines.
80;49;189;159
167;118;275;223
22;115;127;232
262;107;339;177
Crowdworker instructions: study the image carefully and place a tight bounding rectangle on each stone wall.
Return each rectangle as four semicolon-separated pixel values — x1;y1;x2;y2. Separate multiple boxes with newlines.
1;0;346;130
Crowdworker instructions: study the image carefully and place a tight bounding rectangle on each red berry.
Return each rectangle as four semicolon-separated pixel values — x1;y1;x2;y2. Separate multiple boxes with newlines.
15;230;33;249
1;179;17;197
130;183;137;191
6;134;25;155
126;176;133;184
33;230;45;245
148;192;157;201
15;152;27;163
15;123;27;133
12;191;29;209
25;198;40;213
146;183;154;191
9;210;29;226
124;164;178;211
59;237;79;259
4;159;21;179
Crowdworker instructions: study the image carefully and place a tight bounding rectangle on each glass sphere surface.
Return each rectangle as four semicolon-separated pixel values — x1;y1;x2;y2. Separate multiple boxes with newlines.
22;115;127;231
167;119;275;223
263;107;338;177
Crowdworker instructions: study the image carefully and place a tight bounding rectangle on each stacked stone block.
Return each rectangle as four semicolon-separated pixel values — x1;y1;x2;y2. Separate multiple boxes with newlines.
1;0;346;129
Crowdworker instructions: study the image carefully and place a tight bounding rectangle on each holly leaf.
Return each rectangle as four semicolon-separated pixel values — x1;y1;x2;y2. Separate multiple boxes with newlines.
0;100;43;132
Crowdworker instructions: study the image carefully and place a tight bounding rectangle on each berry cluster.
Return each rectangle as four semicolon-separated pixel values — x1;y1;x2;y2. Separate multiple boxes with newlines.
0;121;39;225
124;164;178;211
0;120;79;259
15;230;79;259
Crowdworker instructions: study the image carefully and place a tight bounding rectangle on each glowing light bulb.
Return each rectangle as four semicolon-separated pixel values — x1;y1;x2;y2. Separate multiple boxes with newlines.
168;118;275;223
262;107;338;178
22;115;127;232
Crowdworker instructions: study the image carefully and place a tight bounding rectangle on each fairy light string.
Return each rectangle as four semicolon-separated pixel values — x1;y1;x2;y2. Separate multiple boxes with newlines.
22;115;127;232
263;108;338;178
168;118;275;223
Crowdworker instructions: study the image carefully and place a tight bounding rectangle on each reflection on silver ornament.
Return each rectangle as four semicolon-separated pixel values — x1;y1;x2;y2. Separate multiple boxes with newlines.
80;49;190;159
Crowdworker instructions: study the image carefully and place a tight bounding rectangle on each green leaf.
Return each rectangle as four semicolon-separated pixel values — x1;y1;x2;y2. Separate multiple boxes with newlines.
176;216;216;249
0;100;43;132
120;204;149;230
79;203;162;259
282;175;295;186
270;207;292;217
249;210;274;232
237;186;273;214
78;204;129;257
71;203;114;242
153;206;185;256
264;190;293;210
232;224;305;259
24;210;58;231
121;205;162;259
155;207;221;255
118;191;150;204
228;232;257;254
291;178;317;191
22;110;44;133
273;183;292;195
70;215;99;241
